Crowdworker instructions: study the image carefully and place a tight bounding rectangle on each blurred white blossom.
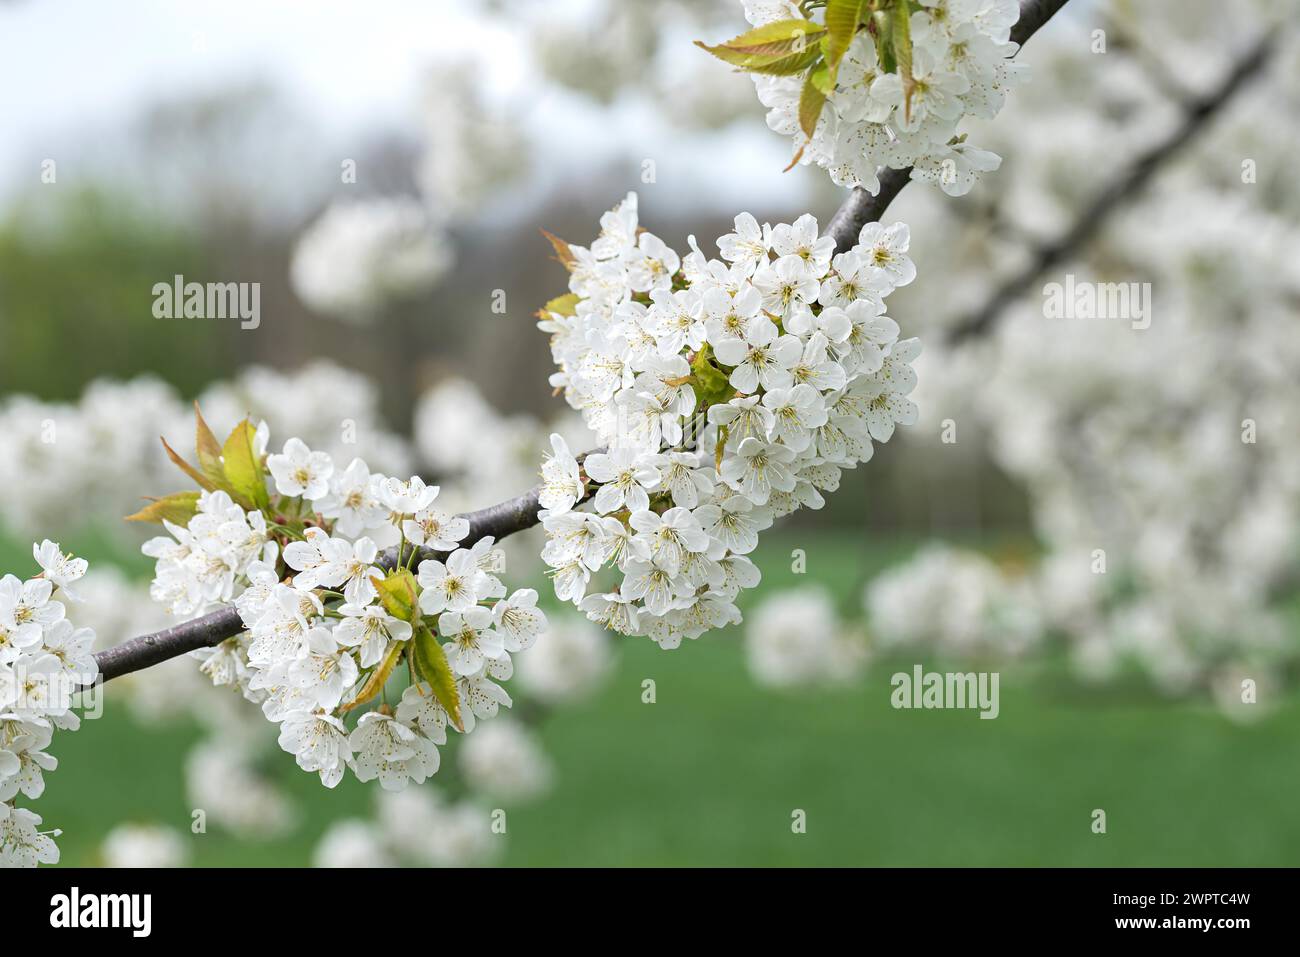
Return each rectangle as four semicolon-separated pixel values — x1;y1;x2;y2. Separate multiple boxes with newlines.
101;823;188;868
313;819;391;868
459;719;554;802
866;545;1040;659
516;611;613;704
290;197;451;322
745;586;866;689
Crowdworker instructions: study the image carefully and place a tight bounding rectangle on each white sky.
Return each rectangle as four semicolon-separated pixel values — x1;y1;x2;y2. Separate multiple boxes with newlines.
0;0;813;217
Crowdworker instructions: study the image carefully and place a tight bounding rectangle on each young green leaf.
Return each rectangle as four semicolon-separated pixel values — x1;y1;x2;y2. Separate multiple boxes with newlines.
810;59;836;96
874;8;897;74
412;624;464;732
221;418;270;511
160;435;218;492
125;490;202;525
695;18;827;74
799;67;830;139
193;402;226;489
539;292;580;318
744;47;822;76
691;344;735;410
824;0;866;80
540;229;576;271
340;639;405;713
892;0;916;124
373;569;420;623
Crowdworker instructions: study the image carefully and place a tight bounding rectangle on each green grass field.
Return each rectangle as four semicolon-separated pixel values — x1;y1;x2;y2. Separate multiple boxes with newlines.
17;529;1300;867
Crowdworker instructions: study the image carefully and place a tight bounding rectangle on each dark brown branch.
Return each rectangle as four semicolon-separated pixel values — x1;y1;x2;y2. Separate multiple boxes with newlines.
93;605;244;684
827;0;1072;252
946;31;1276;345
827;167;913;253
1010;0;1073;49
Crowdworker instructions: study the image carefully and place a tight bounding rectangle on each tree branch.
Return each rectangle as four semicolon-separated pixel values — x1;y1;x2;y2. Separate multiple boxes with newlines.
93;447;605;684
94;483;556;683
94;0;1075;687
946;30;1276;344
93;605;244;684
828;0;1072;252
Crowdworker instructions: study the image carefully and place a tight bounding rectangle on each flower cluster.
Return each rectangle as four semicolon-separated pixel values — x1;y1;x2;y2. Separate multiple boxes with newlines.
100;823;189;868
141;416;545;791
314;787;500;868
0;361;411;543
745;586;867;688
837;0;1300;699
536;192;920;647
865;543;1040;658
290;197;452;323
739;0;1027;196
1;541;96;867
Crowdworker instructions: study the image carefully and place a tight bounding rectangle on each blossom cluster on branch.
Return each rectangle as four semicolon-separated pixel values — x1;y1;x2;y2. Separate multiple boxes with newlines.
536;192;921;646
1;0;1100;870
137;413;545;792
1;542;96;867
704;0;1027;195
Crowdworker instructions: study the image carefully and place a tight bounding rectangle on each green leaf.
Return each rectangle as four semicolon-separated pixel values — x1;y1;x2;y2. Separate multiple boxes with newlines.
810;59;836;96
374;569;420;623
539;292;580;318
220;418;269;511
341;639;405;713
892;0;915;123
874;9;896;74
691;344;735;409
160;435;218;492
125;490;201;525
704;44;820;77
824;0;867;80
701;18;826;58
695;19;827;74
412;624;464;732
193;402;227;489
799;67;830;139
748;47;822;76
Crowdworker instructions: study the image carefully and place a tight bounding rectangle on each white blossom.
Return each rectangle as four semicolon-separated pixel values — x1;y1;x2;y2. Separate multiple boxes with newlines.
539;195;921;649
349;712;440;791
277;709;352;788
31;541;87;602
267;437;333;501
439;607;504;677
739;6;1026;197
101;824;188;868
417;549;490;615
